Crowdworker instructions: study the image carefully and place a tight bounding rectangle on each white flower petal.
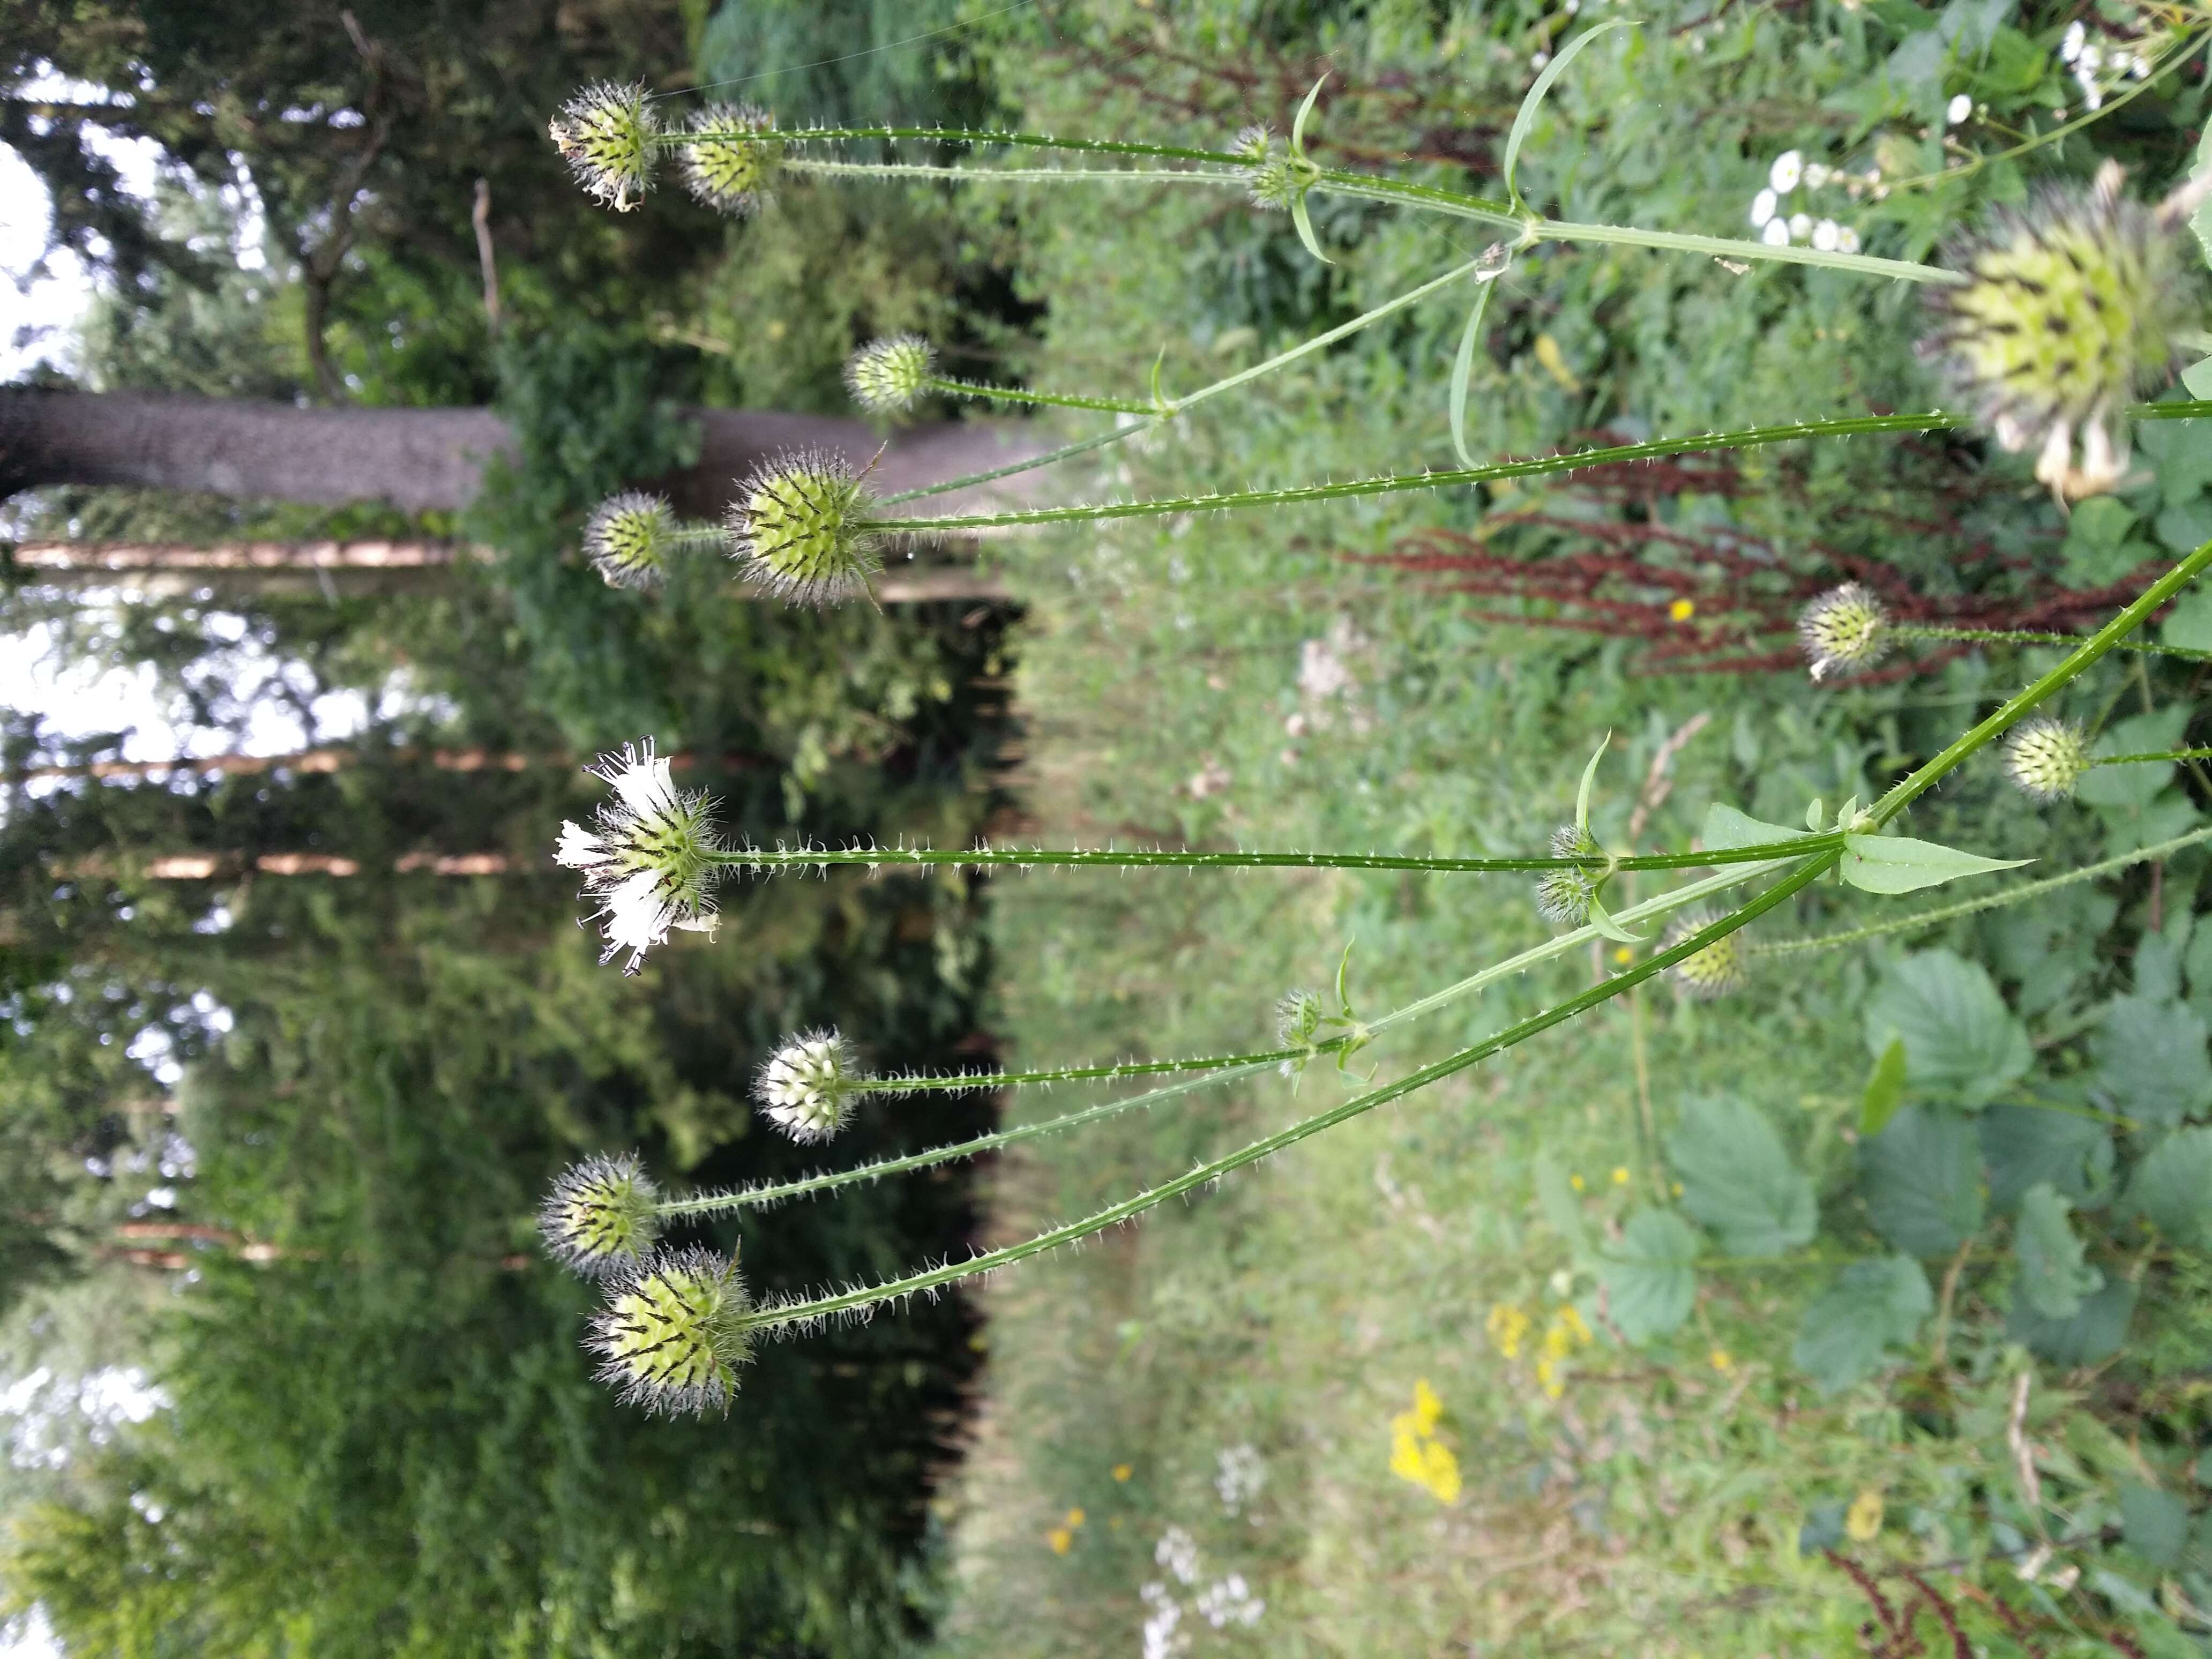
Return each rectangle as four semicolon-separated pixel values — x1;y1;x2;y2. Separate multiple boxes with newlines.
1749;188;1778;228
554;820;608;870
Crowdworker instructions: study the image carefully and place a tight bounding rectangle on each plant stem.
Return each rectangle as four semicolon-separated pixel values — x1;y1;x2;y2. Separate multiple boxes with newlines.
704;833;1844;877
667;124;1251;166
1892;624;2212;666
1753;823;2212;955
667;858;1791;1216
783;158;1235;188
921;377;1156;416
2096;747;2212;767
853;1051;1298;1093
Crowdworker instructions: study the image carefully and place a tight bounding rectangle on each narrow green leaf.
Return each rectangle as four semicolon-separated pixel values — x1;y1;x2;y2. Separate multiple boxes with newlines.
1289;191;1332;266
1596;1207;1698;1343
1573;731;1610;832
1791;1254;1931;1394
1701;803;1812;852
1289;72;1327;158
1586;887;1647;945
2013;1182;2102;1320
1448;273;1501;468
1501;19;1636;211
1147;346;1168;410
1840;833;2030;895
1859;1037;1908;1137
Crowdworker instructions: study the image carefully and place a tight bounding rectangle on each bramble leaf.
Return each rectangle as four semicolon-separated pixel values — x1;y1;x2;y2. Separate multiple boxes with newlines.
2013;1182;2102;1320
1666;1096;1815;1257
1979;1093;2113;1213
2090;995;2212;1127
2121;1483;2191;1570
1864;950;2030;1108
2127;1125;2212;1247
1859;1105;1984;1257
1791;1255;1931;1394
1596;1208;1697;1343
1839;833;2029;894
2007;1276;2136;1364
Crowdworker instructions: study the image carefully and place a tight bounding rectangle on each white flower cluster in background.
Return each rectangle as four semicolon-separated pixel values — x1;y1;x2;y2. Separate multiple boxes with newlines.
1746;149;1872;252
1214;1444;1266;1515
2060;20;2152;114
1139;1581;1190;1659
1195;1574;1265;1629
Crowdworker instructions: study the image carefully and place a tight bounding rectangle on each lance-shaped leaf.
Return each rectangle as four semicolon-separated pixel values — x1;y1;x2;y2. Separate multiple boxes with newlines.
1839;833;2029;894
1501;19;1638;211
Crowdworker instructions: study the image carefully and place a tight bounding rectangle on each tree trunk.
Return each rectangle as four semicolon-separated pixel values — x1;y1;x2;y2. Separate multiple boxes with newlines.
0;388;1049;517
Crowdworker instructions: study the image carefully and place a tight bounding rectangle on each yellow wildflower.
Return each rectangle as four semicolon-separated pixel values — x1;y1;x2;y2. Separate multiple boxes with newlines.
1486;1304;1531;1360
1048;1527;1073;1555
1709;1347;1735;1374
1613;946;1635;965
1387;1379;1461;1503
1669;597;1697;622
1535;1356;1565;1399
1846;1489;1884;1542
1410;1377;1444;1434
1112;1463;1133;1482
1544;1322;1574;1362
1611;1166;1630;1185
1066;1507;1086;1528
1558;1305;1593;1347
1570;1173;1586;1192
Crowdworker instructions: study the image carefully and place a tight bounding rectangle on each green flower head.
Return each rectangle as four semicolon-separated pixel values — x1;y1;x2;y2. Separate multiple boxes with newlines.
681;103;780;217
584;491;676;591
727;451;881;607
845;335;937;415
1664;909;1750;1001
1797;584;1890;683
1920;161;2205;499
2003;716;2090;802
1534;824;1603;927
588;1246;754;1416
540;1152;661;1277
1275;987;1326;1048
550;81;658;212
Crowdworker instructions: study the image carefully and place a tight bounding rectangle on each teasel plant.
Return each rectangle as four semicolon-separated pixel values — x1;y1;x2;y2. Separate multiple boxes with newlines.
535;35;2212;1416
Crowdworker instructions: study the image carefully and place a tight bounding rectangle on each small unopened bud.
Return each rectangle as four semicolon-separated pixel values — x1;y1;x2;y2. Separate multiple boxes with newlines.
588;1246;753;1416
550;81;657;212
584;491;677;590
681;103;780;217
540;1152;661;1277
1664;909;1750;1000
2003;716;2090;802
845;335;937;414
756;1030;864;1141
727;452;881;607
1275;988;1325;1048
1797;584;1889;682
1534;824;1603;926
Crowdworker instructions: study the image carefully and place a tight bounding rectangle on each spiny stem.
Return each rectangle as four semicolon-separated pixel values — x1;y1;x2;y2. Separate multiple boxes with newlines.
661;858;1792;1217
704;834;1844;877
668;123;1250;167
920;376;1156;417
868;405;2212;533
2096;747;2212;767
734;861;1834;1336
783;157;1235;189
1892;623;2212;666
1872;537;2212;826
851;1051;1298;1094
1753;824;2212;956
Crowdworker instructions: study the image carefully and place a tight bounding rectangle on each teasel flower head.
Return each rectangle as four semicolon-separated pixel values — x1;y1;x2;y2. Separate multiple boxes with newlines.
2003;716;2090;802
588;1246;754;1416
1919;160;2208;500
540;1152;661;1277
584;491;678;591
681;102;780;217
727;451;882;606
553;738;723;975
550;81;658;212
1534;824;1604;926
845;334;937;415
1797;583;1890;682
756;1029;863;1141
1664;909;1750;1001
1231;123;1274;163
1275;987;1326;1048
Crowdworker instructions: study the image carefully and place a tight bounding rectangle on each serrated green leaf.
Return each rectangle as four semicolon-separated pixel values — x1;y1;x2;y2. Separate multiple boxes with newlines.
2123;1483;2191;1570
2013;1182;2102;1320
2091;996;2212;1127
1534;1154;1591;1264
1839;833;2030;894
1979;1094;2113;1213
2162;584;2212;654
1859;1104;1985;1257
2007;1275;2136;1365
1596;1208;1698;1343
2128;1125;2212;1247
1860;1038;1909;1137
1666;1096;1815;1257
1700;803;1814;853
1791;1254;1932;1394
1864;950;2031;1108
1501;18;1637;211
1449;272;1502;469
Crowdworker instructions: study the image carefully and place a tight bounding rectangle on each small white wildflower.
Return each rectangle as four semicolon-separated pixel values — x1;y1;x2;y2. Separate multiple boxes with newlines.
1837;226;1862;254
1811;219;1841;251
1769;150;1804;193
1788;211;1813;240
1762;218;1791;247
1946;92;1973;125
1215;1444;1266;1514
1196;1574;1265;1629
1749;188;1778;228
2061;20;2086;62
1155;1525;1201;1586
554;739;722;974
1805;162;1832;188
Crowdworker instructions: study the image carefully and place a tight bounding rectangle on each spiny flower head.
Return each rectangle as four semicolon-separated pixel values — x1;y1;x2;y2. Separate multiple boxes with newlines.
2004;716;2090;802
1664;909;1750;1001
1797;583;1890;682
588;1246;754;1416
1234;126;1302;211
756;1029;863;1141
1920;161;2206;499
1275;988;1325;1048
1534;824;1603;926
681;102;780;216
584;491;677;591
553;738;723;974
1231;124;1274;163
550;81;657;212
540;1152;661;1277
845;335;937;415
727;451;881;606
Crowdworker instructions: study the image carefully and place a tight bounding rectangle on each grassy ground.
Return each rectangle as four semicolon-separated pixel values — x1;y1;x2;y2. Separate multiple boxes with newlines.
898;3;2212;1653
